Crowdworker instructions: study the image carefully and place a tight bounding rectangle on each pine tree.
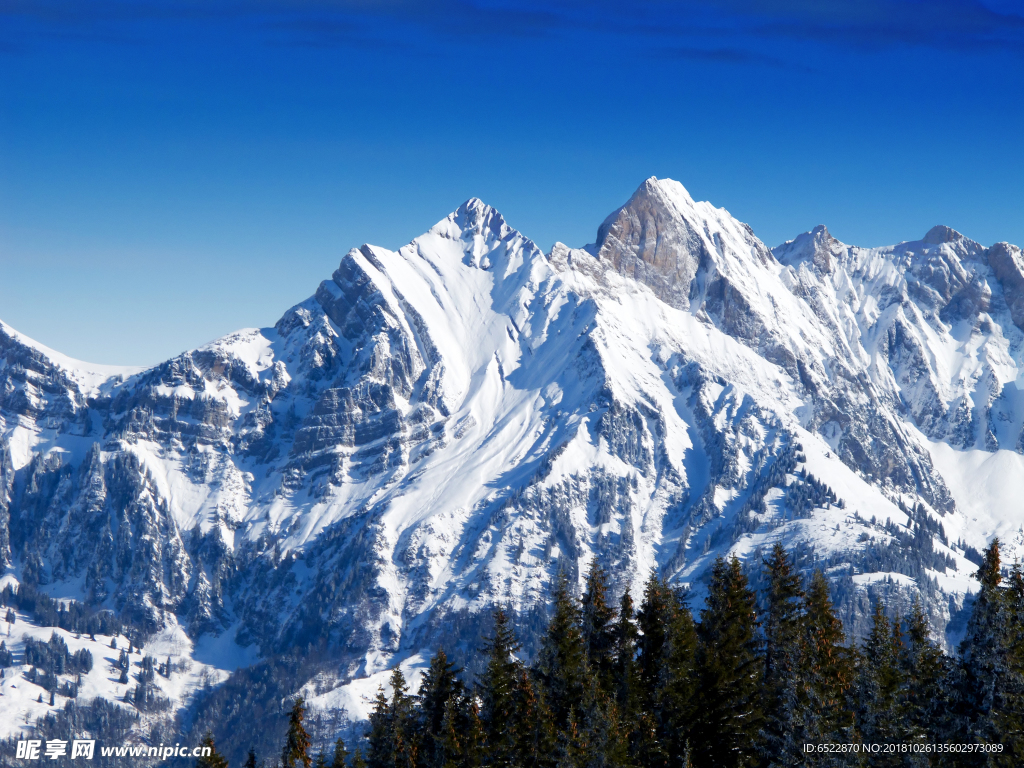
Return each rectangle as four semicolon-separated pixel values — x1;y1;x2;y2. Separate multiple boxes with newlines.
369;686;392;768
479;606;558;768
394;668;418;768
433;694;465;768
332;739;349;768
609;587;643;768
611;588;639;721
352;750;367;768
633;572;697;768
635;573;673;768
535;571;591;731
196;732;230;768
856;603;910;766
800;571;855;747
998;560;1024;765
282;697;314;768
902;600;947;750
949;540;1024;766
461;697;485;768
759;544;805;768
416;649;465;768
581;562;617;698
368;669;417;768
479;608;524;768
957;538;1012;762
244;749;257;768
659;586;697;768
510;667;555;768
315;753;329;768
541;569;630;768
584;698;631;768
637;573;672;702
691;556;764;768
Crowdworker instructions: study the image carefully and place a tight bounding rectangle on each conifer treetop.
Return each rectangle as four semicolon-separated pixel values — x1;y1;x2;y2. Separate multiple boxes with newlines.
282;696;313;768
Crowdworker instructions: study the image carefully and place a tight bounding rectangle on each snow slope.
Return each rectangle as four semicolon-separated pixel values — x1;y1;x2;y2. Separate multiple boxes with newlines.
0;609;234;742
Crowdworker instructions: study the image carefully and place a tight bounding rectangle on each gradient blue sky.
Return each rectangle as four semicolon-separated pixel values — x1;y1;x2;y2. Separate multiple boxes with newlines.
2;0;1023;365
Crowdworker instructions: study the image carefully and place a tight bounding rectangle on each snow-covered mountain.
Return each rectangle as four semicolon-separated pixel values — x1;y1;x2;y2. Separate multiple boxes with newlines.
1;177;1022;745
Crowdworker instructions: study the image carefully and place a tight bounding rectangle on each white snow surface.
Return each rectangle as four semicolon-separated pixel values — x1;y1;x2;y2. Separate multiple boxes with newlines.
0;607;234;741
926;440;1024;557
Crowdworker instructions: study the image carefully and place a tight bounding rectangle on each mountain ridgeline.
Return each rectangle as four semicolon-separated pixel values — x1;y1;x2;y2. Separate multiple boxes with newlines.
1;177;1023;749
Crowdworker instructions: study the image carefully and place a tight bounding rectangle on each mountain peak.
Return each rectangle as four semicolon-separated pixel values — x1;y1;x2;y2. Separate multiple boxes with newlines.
592;175;776;311
593;177;703;310
773;224;844;274
430;197;514;247
922;225;964;245
596;177;697;247
456;196;508;231
639;175;695;204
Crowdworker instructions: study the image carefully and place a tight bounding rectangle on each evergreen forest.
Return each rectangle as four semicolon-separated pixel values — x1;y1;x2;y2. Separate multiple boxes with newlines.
199;540;1024;768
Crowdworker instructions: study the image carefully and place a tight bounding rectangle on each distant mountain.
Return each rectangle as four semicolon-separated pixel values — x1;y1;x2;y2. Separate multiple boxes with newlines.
2;176;1023;746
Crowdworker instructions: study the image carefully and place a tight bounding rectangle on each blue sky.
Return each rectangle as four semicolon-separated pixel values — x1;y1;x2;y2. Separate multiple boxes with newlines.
1;0;1023;365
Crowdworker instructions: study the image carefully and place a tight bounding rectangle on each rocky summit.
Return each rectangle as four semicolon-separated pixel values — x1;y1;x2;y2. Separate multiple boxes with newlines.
2;177;1023;745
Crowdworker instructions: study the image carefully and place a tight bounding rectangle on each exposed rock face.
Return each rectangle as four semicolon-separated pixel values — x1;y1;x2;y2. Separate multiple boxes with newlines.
1;178;1022;733
11;443;194;633
772;224;840;275
0;440;12;568
987;241;1024;330
597;178;709;310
